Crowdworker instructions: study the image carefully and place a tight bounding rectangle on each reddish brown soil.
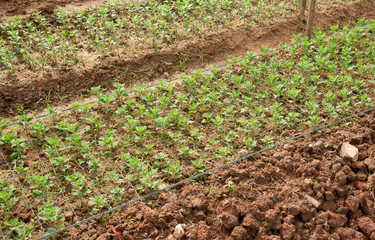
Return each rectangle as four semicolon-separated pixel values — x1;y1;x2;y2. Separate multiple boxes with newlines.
59;111;375;240
0;0;374;117
0;0;112;17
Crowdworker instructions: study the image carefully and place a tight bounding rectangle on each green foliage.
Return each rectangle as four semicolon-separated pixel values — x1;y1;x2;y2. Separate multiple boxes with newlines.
0;179;19;213
4;218;34;239
38;201;64;223
0;19;375;236
226;181;237;191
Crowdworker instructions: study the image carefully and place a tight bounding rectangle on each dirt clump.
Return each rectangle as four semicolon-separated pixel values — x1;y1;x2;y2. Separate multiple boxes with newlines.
57;112;375;239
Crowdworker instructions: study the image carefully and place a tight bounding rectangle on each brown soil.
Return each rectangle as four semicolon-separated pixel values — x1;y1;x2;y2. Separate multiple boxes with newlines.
0;0;117;17
0;0;374;117
60;110;375;240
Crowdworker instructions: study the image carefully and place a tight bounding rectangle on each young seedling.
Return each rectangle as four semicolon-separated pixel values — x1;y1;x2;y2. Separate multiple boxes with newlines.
226;181;237;191
38;201;64;224
4;218;34;239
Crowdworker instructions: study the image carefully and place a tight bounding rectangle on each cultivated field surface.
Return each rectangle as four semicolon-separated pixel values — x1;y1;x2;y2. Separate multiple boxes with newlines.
0;0;374;115
0;0;375;239
0;0;114;17
0;16;375;238
87;111;375;240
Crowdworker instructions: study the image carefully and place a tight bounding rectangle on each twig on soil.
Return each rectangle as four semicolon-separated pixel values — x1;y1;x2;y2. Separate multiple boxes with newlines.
303;194;320;208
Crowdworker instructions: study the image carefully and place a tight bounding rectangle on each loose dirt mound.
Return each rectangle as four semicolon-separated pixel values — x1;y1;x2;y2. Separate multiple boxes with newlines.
0;0;374;117
0;0;109;16
62;111;375;239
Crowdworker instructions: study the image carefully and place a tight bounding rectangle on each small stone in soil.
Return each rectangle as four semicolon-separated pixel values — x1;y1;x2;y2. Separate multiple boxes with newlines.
173;224;185;239
340;142;358;162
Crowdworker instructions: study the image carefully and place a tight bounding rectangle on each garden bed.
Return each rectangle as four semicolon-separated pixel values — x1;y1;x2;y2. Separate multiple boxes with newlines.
0;18;374;239
0;0;374;116
79;110;375;240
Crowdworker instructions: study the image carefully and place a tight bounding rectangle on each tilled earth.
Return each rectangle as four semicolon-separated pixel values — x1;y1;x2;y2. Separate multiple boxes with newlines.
59;111;375;239
1;1;374;116
0;0;110;16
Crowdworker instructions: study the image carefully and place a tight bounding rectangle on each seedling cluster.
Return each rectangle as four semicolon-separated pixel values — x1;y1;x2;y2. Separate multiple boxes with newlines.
0;0;349;80
0;19;374;239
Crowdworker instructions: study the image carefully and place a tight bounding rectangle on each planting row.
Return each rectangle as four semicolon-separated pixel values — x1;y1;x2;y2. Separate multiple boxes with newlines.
0;18;374;239
0;0;352;79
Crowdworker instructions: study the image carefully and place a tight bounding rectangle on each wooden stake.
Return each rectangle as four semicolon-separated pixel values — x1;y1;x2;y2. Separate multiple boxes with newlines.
306;0;317;38
299;0;307;21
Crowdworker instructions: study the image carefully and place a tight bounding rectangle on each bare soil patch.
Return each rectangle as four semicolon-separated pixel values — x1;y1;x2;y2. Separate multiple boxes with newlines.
62;111;375;240
0;0;374;117
0;0;114;17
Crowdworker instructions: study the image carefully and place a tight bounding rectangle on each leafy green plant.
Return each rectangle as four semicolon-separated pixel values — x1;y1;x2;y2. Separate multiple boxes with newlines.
0;179;19;214
89;195;108;214
45;135;64;158
108;186;124;203
9;137;28;160
4;218;34;239
30;174;53;198
51;156;71;172
226;181;237;191
38;201;64;223
65;172;91;197
163;160;182;179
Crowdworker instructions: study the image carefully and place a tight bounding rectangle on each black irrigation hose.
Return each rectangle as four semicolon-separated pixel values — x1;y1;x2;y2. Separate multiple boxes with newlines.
37;105;375;240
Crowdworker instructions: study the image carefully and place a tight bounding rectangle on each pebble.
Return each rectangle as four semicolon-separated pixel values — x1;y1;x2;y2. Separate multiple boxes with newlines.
340;142;358;162
173;224;186;239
